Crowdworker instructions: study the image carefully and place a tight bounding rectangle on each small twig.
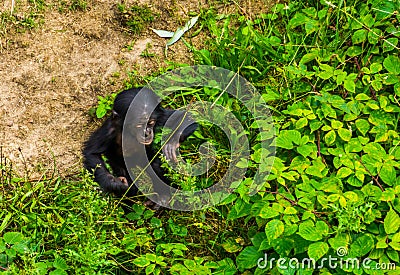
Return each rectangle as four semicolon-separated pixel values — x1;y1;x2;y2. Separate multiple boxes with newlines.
267;190;331;227
353;56;377;100
11;0;15;15
317;131;321;157
354;56;362;71
356;156;384;191
108;256;134;273
369;86;377;100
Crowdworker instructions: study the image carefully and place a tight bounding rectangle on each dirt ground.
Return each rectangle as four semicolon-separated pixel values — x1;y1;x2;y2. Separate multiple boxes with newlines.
0;0;275;179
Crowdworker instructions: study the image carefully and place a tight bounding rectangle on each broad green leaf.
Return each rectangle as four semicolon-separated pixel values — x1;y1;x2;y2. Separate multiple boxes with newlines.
346;46;363;57
259;203;282;219
382;189;396;202
145;264;156;274
368;28;382;44
395;83;400;96
346;138;363;152
383;55;400;75
383;37;398;52
265;220;284;243
236;246;264;270
371;79;382;91
282;171;298;181
361;14;375;28
222;238;243;253
380;164;396;186
355;170;365;182
344;78;356;93
349;18;362;30
344;191;359;202
387;248;399;262
53;257;68;270
328;234;350;250
350;234;374;257
3;232;23;244
49;269;68;275
352;29;367;44
322;125;332;131
133;255;151;267
318;70;333;80
384;209;400;234
355;93;370;100
379;96;388;108
283;207;297;214
310;120;323;132
305;19;319;34
296;117;308;129
324;130;336;145
300;52;319;64
336;70;347;85
12;242;29;254
228;199;252;220
166;16;199;47
374;1;397;20
363;142;387;158
376;236;388;249
382;73;399;85
328;194;340;202
331;120;343;129
337;167;353;178
289;12;308;29
269;36;281;46
308;242;329;261
236;158;249;168
390;233;400;251
370;63;382;74
338;128;352;141
96;105;107;118
320;64;334;72
302;7;317;17
297;144;316;158
305;158;326;178
298;220;323;241
251;232;267;249
347;175;363;187
151;29;175;38
276;130;302;149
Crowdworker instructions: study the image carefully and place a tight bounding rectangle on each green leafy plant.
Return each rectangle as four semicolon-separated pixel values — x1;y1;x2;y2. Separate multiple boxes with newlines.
193;0;400;274
2;0;400;274
117;3;155;34
93;93;117;118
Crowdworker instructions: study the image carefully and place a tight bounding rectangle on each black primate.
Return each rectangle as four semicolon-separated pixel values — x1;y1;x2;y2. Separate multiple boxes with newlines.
83;87;197;205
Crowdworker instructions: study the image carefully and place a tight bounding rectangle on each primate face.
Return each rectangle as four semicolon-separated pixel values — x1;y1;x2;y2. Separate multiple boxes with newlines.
135;116;156;145
123;95;159;146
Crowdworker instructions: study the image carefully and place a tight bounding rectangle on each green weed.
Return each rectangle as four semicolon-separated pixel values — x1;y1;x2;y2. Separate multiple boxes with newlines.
2;0;400;274
117;3;155;34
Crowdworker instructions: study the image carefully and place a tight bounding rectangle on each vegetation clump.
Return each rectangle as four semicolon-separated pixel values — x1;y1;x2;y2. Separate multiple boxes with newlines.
116;3;155;34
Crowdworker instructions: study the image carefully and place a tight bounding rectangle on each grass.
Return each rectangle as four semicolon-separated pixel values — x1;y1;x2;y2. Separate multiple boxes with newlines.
0;0;90;50
2;0;400;274
116;3;156;34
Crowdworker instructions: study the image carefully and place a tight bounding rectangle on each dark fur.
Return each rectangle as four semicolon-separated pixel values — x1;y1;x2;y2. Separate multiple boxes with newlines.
83;87;197;200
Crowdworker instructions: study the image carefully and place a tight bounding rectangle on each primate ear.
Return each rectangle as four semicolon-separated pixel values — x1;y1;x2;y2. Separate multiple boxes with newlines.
112;110;120;119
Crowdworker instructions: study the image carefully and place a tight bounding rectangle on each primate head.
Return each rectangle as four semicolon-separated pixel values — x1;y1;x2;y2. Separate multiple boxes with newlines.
114;88;161;145
132;111;157;145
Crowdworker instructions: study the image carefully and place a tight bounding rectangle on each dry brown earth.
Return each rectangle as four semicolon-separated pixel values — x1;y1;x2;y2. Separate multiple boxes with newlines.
0;0;275;179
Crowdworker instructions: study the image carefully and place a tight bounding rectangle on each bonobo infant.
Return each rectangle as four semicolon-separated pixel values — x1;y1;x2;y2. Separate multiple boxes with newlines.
83;87;197;208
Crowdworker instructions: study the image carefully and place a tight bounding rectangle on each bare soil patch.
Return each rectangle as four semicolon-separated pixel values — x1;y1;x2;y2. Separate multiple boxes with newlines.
0;0;275;178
